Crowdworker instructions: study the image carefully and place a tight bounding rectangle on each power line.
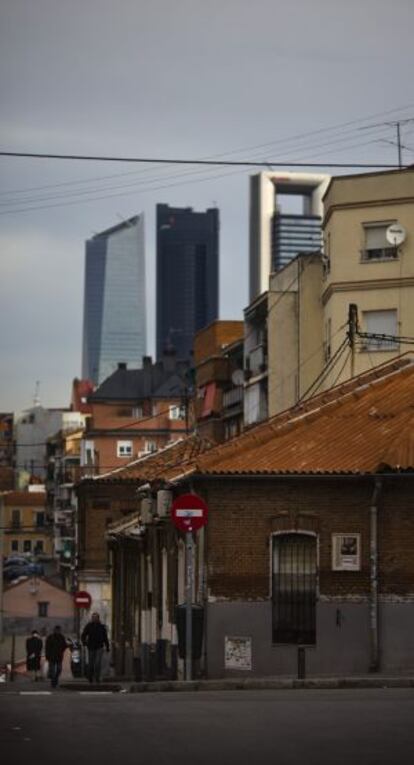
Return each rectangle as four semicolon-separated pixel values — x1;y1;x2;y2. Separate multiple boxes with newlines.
0;150;403;169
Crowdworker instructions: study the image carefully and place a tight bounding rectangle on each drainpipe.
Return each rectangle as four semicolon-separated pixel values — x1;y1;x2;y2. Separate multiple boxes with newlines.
369;477;382;672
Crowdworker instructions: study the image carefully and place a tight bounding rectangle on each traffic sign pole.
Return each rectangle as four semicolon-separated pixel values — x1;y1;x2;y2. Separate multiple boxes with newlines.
185;532;193;682
171;493;208;682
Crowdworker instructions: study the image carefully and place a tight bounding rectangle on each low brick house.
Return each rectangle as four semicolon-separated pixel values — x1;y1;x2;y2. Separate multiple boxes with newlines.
3;576;75;636
104;356;414;680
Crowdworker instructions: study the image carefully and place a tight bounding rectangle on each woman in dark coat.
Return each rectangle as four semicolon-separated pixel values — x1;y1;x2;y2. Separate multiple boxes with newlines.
26;630;43;681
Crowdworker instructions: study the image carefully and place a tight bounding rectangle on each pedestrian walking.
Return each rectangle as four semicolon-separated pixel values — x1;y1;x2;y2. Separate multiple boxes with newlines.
45;625;67;689
81;612;110;683
26;630;43;681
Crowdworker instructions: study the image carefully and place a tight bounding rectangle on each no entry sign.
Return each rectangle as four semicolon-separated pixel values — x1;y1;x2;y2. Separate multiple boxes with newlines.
73;590;92;609
171;493;208;532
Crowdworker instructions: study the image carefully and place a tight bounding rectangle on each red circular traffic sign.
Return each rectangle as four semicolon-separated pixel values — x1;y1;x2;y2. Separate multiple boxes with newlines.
171;493;208;532
73;590;92;609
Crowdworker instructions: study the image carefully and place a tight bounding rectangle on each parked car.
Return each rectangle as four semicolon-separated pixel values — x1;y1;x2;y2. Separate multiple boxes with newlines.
3;558;44;581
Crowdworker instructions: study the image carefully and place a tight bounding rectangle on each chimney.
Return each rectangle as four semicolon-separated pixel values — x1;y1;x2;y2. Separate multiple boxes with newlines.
118;362;127;371
162;346;177;373
142;356;153;369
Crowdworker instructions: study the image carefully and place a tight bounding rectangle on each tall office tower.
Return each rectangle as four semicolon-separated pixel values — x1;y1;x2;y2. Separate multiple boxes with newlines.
82;216;146;384
249;172;330;300
156;204;219;361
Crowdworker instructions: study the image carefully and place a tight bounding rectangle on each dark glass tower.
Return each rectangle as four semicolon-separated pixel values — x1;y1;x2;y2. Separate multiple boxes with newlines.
156;204;219;361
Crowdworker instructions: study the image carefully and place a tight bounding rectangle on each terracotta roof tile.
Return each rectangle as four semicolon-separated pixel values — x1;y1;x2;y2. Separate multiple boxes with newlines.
192;356;414;476
92;434;213;484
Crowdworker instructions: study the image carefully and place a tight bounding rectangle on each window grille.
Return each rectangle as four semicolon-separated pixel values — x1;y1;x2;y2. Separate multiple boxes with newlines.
272;533;317;644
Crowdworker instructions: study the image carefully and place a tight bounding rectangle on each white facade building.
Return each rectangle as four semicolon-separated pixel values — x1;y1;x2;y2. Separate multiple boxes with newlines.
249;171;330;300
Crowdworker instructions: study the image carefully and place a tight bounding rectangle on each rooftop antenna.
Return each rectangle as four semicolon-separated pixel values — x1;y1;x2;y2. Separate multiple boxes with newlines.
33;380;41;407
359;117;414;169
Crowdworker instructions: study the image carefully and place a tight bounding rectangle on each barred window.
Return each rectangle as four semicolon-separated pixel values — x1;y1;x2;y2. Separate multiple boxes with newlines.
272;533;317;645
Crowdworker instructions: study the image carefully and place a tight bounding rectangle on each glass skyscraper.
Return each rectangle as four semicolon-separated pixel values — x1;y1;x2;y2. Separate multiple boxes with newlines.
156;204;219;361
81;216;146;384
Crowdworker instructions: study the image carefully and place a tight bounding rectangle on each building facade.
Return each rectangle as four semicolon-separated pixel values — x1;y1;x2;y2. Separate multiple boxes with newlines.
194;321;244;443
3;577;75;636
156;204;219;361
246;167;414;419
106;357;414;680
80;354;193;477
249;171;329;300
2;489;52;558
15;405;85;481
81;216;147;385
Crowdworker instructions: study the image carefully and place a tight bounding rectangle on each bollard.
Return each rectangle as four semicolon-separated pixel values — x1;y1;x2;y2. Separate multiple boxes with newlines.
297;646;306;679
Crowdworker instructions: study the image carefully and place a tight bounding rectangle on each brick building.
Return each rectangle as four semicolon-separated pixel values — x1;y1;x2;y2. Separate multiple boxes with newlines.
81;353;193;476
194;321;244;443
104;355;414;680
76;435;211;634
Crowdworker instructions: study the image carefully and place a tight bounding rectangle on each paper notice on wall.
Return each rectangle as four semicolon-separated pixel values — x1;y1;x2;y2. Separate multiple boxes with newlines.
224;636;252;671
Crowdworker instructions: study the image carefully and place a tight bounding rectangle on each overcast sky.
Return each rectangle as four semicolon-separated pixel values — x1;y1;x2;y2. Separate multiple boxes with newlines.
1;0;414;413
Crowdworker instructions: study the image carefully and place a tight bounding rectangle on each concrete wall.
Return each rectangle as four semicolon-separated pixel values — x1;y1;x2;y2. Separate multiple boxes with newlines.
206;598;414;678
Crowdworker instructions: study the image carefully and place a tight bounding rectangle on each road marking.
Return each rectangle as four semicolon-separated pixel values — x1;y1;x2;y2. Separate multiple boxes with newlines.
78;691;114;695
20;691;52;695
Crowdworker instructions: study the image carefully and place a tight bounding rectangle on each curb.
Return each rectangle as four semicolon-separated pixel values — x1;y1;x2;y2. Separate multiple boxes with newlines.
128;677;414;693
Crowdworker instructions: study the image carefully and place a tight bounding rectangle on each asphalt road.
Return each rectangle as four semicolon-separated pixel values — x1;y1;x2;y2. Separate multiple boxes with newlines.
1;688;414;765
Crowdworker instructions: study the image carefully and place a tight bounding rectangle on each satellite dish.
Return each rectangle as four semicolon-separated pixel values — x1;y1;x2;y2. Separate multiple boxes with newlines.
386;223;406;247
231;369;244;386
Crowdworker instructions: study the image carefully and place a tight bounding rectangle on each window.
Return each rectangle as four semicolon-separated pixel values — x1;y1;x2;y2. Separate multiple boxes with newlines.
38;602;49;618
144;441;157;454
272;533;317;644
132;405;143;418
362;223;398;261
11;539;19;552
169;405;185;420
11;509;21;528
117;440;133;458
332;534;360;571
362;309;398;351
82;440;95;466
36;512;45;528
23;540;32;553
34;540;44;554
118;407;133;417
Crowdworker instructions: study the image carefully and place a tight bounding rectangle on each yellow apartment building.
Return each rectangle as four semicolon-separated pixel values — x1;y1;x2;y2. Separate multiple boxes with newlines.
267;168;414;416
2;490;53;558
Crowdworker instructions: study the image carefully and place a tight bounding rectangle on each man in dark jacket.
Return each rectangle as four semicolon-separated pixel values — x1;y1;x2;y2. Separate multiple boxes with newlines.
26;630;43;681
81;613;109;683
45;626;67;688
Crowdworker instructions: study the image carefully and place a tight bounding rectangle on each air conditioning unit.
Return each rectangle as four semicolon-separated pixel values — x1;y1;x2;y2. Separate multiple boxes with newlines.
140;497;153;525
157;490;172;519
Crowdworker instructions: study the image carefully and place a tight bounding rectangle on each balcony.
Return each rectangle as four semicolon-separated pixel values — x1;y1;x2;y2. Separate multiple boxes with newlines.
246;344;268;378
222;387;243;409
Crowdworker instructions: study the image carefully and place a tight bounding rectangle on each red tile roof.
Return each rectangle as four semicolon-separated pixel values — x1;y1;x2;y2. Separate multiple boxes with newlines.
3;491;46;506
92;434;213;484
192;356;414;476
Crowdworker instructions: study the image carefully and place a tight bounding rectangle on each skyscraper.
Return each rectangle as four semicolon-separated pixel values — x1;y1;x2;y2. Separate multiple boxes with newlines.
249;172;330;300
82;215;146;384
156;204;219;361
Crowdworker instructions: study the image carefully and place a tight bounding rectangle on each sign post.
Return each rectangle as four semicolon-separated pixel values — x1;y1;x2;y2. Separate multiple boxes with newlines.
171;493;208;681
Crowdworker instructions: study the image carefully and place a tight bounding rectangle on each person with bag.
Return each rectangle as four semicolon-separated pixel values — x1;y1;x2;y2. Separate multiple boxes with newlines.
81;612;110;684
26;630;43;681
45;625;67;689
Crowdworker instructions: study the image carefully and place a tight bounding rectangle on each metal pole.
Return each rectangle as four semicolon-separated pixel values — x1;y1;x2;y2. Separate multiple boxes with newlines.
185;531;193;681
396;122;402;169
